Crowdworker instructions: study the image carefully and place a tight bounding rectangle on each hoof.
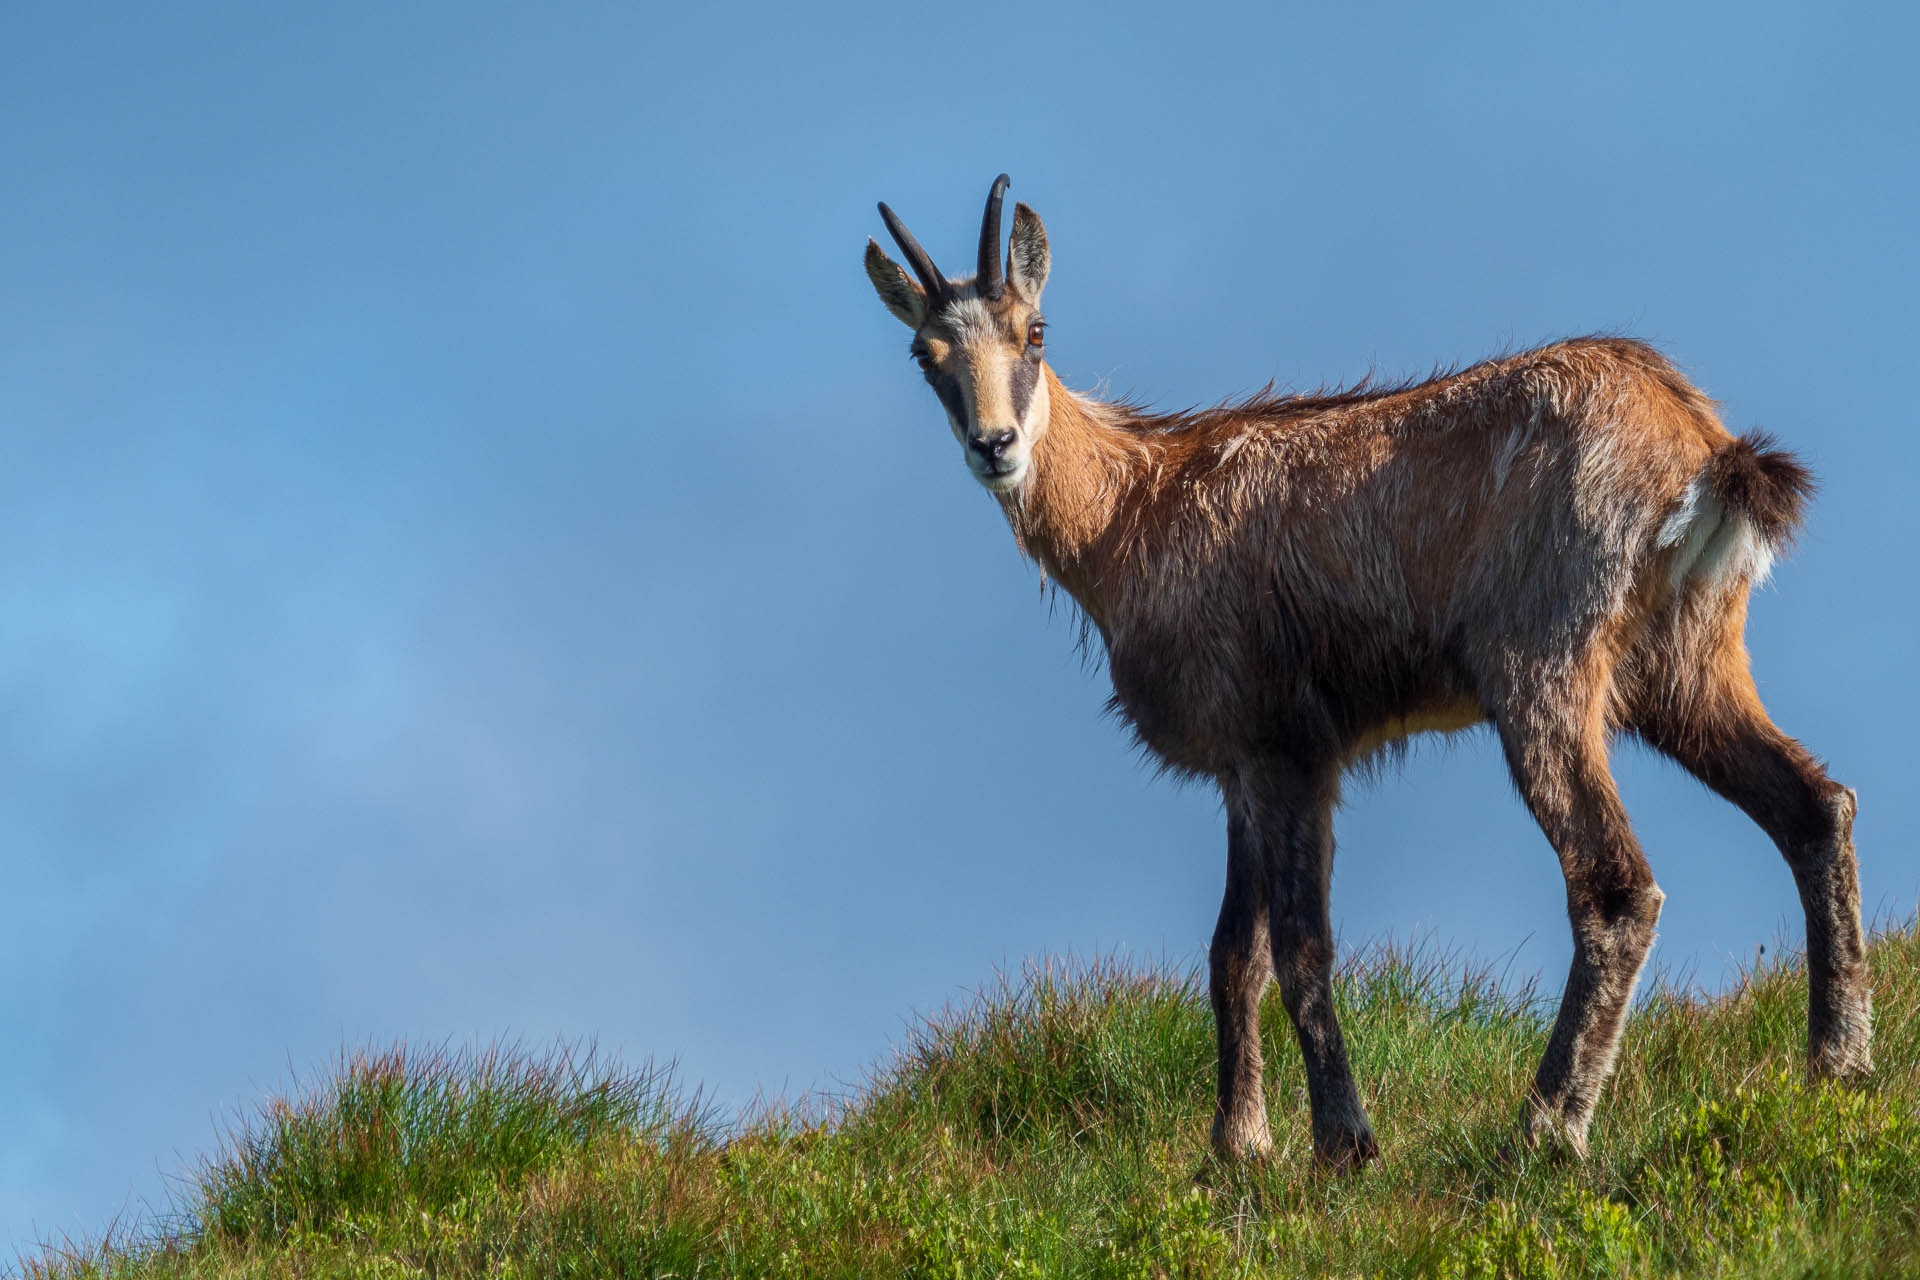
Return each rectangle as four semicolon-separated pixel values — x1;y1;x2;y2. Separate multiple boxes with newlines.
1210;1113;1274;1163
1519;1102;1590;1161
1810;977;1874;1084
1809;1044;1874;1083
1312;1126;1379;1172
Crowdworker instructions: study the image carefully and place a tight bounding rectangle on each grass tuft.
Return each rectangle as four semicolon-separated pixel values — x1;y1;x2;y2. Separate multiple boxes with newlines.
21;923;1920;1278
195;1042;697;1245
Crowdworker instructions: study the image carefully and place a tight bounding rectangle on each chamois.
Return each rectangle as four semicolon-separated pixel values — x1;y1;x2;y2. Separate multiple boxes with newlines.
864;175;1870;1166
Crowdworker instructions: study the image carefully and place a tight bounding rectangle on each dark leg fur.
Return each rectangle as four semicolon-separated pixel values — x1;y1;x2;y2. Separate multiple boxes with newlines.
1270;783;1378;1167
1215;767;1377;1167
1633;669;1872;1078
1209;809;1274;1159
1499;699;1664;1156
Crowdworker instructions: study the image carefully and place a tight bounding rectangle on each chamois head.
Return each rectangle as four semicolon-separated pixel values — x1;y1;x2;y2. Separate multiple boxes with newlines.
865;174;1052;493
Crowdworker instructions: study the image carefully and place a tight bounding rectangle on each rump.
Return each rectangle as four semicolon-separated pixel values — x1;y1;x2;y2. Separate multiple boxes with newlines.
1656;431;1815;593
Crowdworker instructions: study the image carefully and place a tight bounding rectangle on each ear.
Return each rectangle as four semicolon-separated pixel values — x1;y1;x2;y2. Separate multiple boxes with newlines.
1008;202;1050;304
865;239;928;328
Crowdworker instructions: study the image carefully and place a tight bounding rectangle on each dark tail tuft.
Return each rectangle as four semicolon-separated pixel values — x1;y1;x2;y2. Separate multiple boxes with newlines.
1703;430;1816;550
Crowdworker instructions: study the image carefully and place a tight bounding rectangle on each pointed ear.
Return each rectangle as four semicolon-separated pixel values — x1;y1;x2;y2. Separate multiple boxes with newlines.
865;239;928;328
1008;202;1050;304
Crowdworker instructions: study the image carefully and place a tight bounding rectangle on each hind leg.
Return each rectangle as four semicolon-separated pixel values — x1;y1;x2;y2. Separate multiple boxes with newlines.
1496;675;1665;1156
1632;644;1871;1078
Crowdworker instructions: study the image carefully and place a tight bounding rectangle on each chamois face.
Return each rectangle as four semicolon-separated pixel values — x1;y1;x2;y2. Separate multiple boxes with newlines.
865;176;1052;495
905;285;1050;493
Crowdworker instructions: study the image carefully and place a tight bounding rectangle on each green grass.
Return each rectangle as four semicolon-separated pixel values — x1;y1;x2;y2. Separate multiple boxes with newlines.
24;926;1920;1279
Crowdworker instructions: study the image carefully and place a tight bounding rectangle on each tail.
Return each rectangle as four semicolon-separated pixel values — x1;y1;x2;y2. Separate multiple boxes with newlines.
1657;431;1816;592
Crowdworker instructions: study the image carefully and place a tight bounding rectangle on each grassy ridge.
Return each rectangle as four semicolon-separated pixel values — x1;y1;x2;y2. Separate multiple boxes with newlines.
26;927;1920;1278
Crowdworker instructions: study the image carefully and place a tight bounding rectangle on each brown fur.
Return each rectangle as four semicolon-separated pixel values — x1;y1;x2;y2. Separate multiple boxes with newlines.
1702;431;1816;548
867;187;1870;1167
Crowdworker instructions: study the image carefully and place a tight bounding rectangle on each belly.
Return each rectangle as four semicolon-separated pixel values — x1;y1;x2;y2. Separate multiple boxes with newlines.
1346;696;1489;762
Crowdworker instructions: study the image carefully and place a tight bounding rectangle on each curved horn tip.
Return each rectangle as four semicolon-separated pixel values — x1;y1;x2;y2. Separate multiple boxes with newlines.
878;199;947;299
978;175;1012;297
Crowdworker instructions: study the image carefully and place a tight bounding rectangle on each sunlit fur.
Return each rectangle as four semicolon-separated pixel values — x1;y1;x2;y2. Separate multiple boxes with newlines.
866;185;1868;1169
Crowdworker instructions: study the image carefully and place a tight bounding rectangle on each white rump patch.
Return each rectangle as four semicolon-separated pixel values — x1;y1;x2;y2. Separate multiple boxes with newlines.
1658;475;1776;592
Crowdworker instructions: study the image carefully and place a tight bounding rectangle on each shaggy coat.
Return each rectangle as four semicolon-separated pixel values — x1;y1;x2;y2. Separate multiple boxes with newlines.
866;178;1870;1166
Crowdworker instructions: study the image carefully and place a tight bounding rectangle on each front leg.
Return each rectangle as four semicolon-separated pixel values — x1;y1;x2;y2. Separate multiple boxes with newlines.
1265;771;1377;1168
1220;764;1378;1168
1209;806;1274;1159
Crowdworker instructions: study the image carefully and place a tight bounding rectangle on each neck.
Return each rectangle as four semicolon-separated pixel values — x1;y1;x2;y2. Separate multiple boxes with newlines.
995;366;1149;630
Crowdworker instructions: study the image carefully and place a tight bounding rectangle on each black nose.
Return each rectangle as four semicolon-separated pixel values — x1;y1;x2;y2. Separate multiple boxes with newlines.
971;430;1017;462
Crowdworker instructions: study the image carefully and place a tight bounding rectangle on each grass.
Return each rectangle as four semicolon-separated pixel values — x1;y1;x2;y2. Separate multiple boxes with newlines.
22;925;1920;1279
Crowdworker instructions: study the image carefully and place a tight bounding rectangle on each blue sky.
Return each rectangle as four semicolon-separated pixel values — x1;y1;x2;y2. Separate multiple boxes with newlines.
3;0;1916;1253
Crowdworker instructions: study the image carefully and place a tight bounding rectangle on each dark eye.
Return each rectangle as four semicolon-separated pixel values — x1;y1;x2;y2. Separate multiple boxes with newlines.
911;347;935;373
1026;321;1046;349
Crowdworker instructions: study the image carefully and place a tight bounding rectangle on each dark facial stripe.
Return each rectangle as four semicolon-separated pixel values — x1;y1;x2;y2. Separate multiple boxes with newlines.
930;371;968;427
1009;355;1040;422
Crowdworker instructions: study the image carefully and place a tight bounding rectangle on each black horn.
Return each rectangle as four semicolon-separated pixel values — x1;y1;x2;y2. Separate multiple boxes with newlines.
878;201;947;301
978;173;1010;297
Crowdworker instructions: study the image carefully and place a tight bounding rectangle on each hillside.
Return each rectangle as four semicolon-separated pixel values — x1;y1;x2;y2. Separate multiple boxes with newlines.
24;926;1920;1279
